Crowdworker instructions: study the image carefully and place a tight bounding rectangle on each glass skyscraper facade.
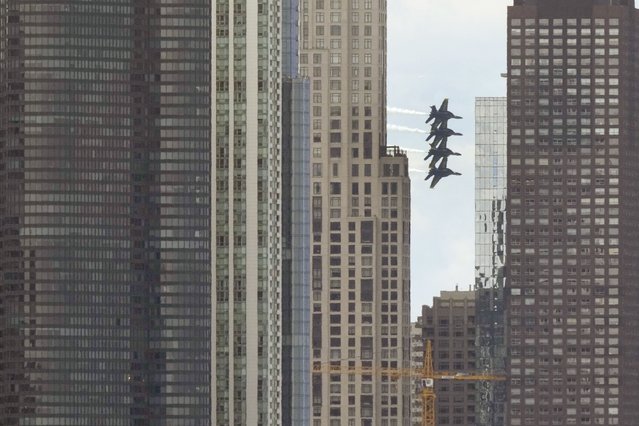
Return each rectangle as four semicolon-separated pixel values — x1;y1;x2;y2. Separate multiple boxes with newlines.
281;0;312;424
0;1;211;424
474;97;507;426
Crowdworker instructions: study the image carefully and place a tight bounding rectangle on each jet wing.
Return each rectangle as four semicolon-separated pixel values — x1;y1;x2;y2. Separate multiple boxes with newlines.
439;156;449;170
439;98;449;112
430;135;445;149
430;174;443;189
430;135;447;150
428;140;448;168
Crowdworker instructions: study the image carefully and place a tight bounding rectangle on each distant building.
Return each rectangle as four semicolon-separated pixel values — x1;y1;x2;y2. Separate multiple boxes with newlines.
506;1;639;424
421;290;477;426
411;322;425;426
474;97;507;426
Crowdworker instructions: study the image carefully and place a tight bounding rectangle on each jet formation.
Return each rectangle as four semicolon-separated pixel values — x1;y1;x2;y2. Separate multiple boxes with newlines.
424;98;463;188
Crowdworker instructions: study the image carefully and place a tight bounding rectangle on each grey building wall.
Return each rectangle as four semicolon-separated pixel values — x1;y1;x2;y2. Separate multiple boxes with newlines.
0;1;211;424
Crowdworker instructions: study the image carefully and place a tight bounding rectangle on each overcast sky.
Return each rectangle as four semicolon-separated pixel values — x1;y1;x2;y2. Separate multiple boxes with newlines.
387;0;510;319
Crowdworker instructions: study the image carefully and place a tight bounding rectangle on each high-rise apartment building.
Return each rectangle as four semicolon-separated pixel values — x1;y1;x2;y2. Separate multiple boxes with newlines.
212;1;285;425
0;2;211;424
421;290;477;426
475;97;507;426
299;0;412;424
506;1;639;424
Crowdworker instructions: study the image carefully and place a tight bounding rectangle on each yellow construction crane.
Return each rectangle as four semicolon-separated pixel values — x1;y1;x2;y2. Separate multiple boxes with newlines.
312;339;505;426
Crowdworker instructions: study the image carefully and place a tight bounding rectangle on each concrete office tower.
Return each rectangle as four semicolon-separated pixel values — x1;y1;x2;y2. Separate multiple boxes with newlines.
421;290;477;426
212;1;284;425
506;1;639;425
0;2;211;424
299;0;412;424
281;0;312;424
474;97;507;426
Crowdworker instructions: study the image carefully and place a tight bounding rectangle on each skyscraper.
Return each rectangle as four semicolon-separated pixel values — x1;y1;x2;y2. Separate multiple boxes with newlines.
299;0;412;424
212;1;284;425
474;97;507;426
506;1;639;424
0;2;211;424
1;1;296;424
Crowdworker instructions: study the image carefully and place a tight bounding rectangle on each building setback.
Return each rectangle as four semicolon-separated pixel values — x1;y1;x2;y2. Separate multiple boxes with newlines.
421;290;477;426
475;97;507;426
299;0;412;423
506;0;639;425
0;1;211;424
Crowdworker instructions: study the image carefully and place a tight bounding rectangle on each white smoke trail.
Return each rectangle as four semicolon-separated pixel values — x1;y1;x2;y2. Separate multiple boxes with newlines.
387;124;428;134
399;147;426;154
387;106;427;116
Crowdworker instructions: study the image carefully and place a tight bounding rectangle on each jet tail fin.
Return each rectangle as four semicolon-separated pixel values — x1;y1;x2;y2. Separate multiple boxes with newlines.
425;106;437;123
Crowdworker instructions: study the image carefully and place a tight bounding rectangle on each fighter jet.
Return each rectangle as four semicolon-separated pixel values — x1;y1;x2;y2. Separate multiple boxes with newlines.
426;123;462;148
424;157;461;189
424;139;461;169
426;98;462;128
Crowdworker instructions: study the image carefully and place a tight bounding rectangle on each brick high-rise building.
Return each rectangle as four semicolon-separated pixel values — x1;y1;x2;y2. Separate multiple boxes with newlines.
421;290;477;426
299;0;412;424
506;0;639;425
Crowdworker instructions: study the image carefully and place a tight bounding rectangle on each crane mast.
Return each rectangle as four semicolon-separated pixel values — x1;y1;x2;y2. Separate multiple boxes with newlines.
311;339;504;426
421;339;435;426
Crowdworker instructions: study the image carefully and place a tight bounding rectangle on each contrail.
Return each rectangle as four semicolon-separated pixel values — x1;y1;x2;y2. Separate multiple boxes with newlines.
399;147;426;154
388;124;428;134
409;168;428;174
387;106;427;116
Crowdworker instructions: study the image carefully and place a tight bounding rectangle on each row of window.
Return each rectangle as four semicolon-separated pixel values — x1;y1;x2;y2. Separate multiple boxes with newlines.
511;18;620;27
